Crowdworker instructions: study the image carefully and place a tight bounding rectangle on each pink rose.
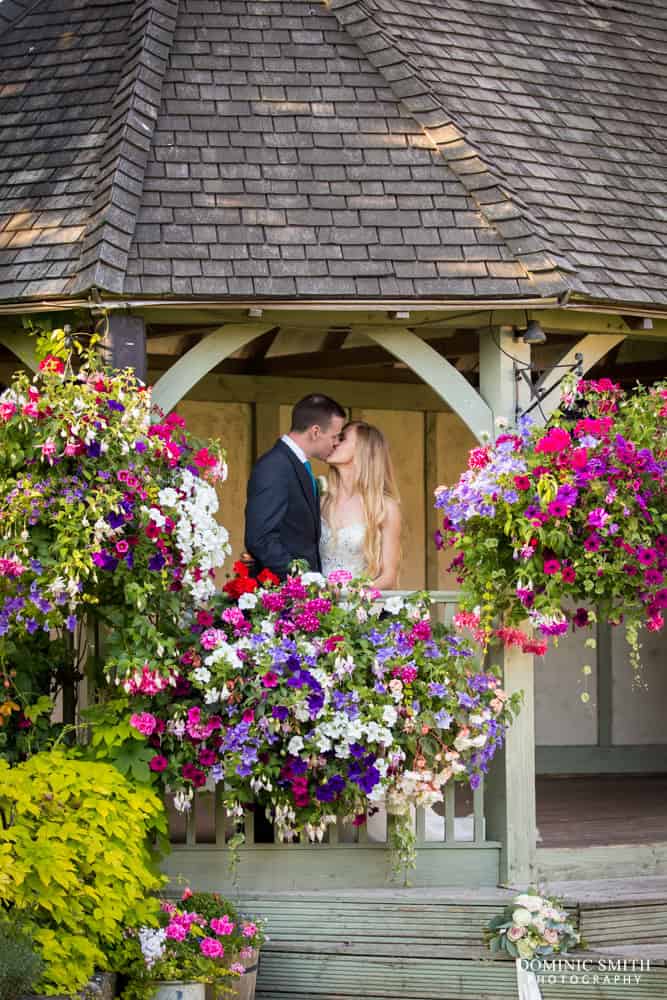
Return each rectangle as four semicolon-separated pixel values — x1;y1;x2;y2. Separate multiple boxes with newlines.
199;937;224;959
507;925;525;941
543;928;559;945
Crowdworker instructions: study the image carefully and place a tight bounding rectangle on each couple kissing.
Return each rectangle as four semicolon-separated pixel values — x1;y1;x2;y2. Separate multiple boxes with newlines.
244;394;401;589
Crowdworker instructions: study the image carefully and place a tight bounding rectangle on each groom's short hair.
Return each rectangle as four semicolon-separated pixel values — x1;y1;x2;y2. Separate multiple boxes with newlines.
291;394;346;432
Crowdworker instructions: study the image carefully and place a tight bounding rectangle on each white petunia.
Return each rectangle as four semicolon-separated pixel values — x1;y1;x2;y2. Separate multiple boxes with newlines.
288;735;304;755
191;666;211;685
382;705;398;726
302;572;326;588
238;592;258;610
383;595;404;615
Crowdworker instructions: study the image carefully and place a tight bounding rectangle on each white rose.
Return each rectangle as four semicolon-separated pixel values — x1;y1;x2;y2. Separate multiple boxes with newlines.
512;908;534;927
514;894;544;912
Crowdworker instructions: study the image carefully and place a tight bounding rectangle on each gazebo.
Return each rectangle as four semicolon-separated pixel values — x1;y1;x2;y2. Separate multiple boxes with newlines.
1;0;666;995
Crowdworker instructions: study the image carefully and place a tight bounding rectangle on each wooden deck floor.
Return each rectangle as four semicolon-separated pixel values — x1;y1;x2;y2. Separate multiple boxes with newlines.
537;774;667;847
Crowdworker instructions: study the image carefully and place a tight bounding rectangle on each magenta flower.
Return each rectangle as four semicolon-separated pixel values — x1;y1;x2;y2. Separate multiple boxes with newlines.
261;671;279;688
583;535;601;553
130;711;158;736
637;547;657;566
242;923;258;938
165;922;187;941
562;566;576;584
644;569;663;586
200;937;224;958
547;500;569;518
149;755;169;772
543;559;561;575
210;916;235;936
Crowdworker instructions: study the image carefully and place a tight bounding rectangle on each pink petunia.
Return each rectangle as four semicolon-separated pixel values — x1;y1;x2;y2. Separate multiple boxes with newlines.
535;427;571;454
149;755;169;772
130;712;158;736
543;559;561;575
261;671;279;688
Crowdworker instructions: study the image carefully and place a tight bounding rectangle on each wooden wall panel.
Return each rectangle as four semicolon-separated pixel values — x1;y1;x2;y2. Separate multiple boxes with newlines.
178;400;252;576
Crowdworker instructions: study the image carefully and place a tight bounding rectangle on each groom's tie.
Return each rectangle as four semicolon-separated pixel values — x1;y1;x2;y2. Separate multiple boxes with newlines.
303;460;318;497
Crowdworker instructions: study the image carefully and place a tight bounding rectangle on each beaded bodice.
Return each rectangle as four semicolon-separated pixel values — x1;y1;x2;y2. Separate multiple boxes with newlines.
320;519;367;579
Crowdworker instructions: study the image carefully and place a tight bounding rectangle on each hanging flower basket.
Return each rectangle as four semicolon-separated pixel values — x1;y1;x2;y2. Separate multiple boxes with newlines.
434;378;667;669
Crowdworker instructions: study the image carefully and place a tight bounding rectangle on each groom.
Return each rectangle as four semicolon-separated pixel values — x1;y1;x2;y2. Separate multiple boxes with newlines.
244;394;346;579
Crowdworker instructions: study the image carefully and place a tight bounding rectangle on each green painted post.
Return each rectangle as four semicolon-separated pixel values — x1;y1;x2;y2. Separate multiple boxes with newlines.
478;328;537;885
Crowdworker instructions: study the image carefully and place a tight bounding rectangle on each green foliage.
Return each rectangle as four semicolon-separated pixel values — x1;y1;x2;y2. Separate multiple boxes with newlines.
0;751;167;995
0;924;44;1000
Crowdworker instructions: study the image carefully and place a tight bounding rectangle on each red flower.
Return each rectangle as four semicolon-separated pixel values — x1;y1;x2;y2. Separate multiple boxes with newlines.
258;568;280;586
197;610;214;627
513;475;531;491
562;566;576;583
38;354;65;374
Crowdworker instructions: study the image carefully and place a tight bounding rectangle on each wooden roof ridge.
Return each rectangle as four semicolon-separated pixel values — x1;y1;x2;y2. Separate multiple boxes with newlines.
71;0;179;294
330;0;575;300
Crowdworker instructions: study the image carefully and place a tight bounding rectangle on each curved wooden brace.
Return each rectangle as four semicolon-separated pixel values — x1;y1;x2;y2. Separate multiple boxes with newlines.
361;326;493;442
534;333;626;426
151;323;276;416
0;331;38;371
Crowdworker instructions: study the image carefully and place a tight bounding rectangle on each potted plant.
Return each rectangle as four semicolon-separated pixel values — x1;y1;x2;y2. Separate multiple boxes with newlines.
119;889;264;1000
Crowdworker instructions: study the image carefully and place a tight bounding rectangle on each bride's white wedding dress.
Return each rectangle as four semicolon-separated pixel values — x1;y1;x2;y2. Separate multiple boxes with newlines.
319;513;477;844
320;518;367;579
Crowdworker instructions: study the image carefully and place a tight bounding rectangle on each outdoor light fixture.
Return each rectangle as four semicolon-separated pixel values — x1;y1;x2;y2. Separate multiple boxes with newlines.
520;319;547;345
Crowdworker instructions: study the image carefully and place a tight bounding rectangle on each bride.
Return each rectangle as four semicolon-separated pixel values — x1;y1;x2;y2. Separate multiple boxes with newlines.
319;421;401;588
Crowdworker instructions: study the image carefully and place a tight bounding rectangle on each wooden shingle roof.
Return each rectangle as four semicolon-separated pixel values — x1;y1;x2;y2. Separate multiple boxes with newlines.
0;0;665;306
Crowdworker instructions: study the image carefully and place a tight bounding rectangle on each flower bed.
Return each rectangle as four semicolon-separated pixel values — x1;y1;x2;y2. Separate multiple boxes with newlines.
435;379;667;668
105;566;520;875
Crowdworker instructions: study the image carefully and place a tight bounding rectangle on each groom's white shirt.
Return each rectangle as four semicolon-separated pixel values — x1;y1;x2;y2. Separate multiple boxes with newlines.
281;433;307;464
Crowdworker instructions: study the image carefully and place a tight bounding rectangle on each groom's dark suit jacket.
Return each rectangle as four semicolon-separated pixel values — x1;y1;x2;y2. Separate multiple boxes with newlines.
244;439;321;579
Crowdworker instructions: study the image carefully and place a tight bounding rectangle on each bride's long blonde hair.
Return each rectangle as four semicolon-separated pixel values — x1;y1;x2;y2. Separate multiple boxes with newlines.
321;421;400;579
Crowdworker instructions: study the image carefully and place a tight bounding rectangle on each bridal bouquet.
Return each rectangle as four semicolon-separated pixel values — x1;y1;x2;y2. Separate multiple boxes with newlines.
485;889;581;960
110;567;520;875
435;378;667;669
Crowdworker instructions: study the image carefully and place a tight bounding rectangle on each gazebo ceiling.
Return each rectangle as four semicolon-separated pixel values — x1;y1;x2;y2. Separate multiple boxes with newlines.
0;0;666;309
